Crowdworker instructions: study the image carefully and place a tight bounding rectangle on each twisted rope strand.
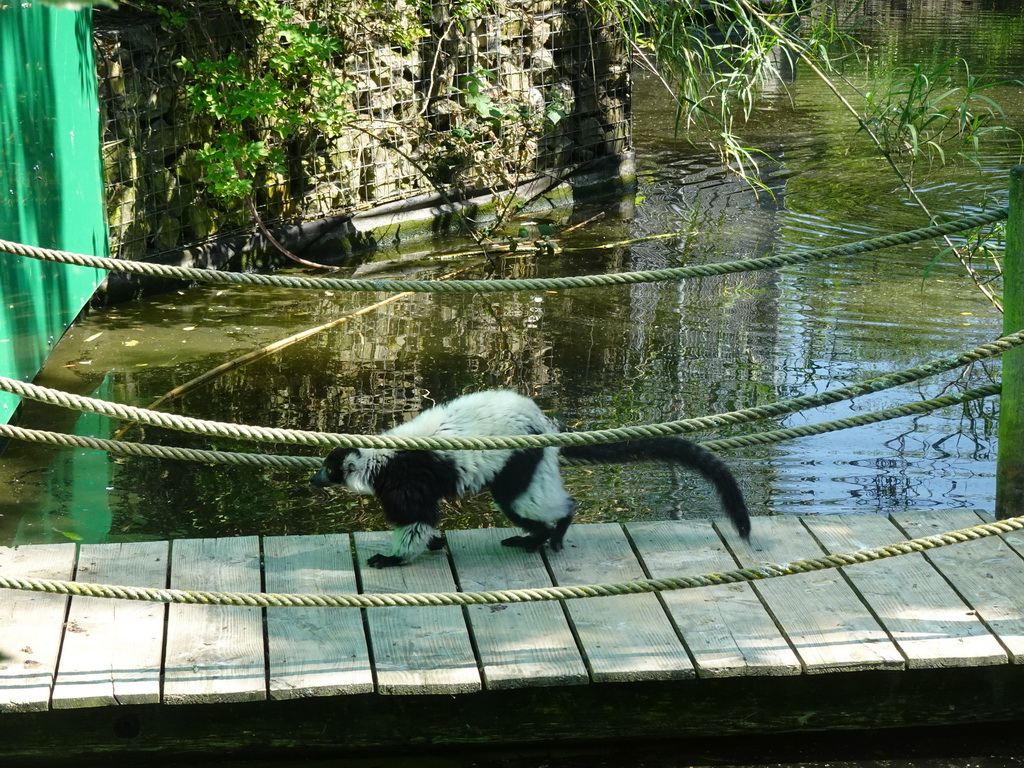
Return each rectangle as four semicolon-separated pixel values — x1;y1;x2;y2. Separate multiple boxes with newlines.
2;516;1021;607
0;330;1019;450
0;422;320;468
0;382;999;467
701;382;1001;452
0;208;1007;293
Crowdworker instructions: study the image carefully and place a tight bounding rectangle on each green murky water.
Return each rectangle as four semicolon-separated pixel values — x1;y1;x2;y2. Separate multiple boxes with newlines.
3;1;1023;548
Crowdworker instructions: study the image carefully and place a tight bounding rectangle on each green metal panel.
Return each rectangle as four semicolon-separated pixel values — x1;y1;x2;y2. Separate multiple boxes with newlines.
0;2;108;425
0;3;112;546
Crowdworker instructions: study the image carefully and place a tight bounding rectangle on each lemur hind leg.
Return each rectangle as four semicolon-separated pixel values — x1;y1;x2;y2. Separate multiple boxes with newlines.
487;446;555;552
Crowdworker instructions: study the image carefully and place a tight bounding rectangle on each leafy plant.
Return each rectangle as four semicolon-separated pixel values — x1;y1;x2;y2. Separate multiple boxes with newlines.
860;60;1018;172
460;71;505;123
172;0;393;207
194;135;280;204
440;68;570;239
171;0;569;246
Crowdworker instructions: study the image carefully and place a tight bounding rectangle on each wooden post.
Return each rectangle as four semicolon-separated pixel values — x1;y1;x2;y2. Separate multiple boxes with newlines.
996;165;1024;519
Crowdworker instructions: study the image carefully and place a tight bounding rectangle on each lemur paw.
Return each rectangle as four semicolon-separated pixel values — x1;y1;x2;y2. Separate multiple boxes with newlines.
368;553;404;568
501;535;542;552
427;535;447;551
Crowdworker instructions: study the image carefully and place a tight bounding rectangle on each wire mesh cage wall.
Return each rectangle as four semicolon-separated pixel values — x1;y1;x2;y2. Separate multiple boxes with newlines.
93;0;631;264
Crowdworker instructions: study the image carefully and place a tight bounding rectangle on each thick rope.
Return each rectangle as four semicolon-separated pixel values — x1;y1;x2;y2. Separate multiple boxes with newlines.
1;516;1021;607
701;382;1001;452
0;208;1007;293
0;422;319;468
0;382;999;467
0;330;1019;451
0;383;998;466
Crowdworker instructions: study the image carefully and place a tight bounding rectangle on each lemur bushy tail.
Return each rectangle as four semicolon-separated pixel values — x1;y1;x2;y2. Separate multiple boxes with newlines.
560;437;751;539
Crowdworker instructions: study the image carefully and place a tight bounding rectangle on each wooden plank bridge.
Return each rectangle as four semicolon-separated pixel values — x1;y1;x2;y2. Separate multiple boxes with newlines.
3;508;1024;761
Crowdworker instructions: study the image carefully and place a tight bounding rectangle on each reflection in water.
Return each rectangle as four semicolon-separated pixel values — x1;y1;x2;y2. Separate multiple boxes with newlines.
1;2;1020;545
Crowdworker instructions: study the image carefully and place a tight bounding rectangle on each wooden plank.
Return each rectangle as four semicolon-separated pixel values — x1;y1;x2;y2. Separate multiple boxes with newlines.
0;543;75;712
263;534;372;698
804;514;1006;669
720;515;903;673
51;541;168;709
163;537;265;704
545;523;693;682
890;510;1024;662
353;531;480;695
447;527;587;690
627;520;801;678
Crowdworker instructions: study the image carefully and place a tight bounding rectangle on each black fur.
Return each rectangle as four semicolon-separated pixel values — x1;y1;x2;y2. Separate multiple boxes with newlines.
500;505;575;552
561;437;751;539
489;446;545;513
371;451;460;527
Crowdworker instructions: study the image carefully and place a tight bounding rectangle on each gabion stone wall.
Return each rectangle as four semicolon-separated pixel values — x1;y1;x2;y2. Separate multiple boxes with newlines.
93;0;632;269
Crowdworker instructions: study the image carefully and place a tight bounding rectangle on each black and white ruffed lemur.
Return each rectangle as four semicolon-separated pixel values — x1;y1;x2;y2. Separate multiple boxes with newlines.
310;390;751;568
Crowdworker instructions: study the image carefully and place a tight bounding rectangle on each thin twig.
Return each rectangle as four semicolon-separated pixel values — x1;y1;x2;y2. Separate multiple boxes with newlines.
246;195;337;270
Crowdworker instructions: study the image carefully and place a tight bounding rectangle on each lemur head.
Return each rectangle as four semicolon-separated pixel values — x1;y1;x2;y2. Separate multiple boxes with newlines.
310;447;359;488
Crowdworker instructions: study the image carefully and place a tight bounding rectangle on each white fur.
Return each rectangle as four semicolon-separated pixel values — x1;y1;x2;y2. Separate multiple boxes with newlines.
312;390;579;566
355;390;569;523
391;522;440;559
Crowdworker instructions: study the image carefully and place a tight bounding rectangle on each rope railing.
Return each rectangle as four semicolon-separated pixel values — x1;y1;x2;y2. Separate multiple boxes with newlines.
0;208;1007;294
0;330;1018;451
697;381;1000;451
0;381;999;467
1;515;1021;607
0;208;1013;610
0;421;318;468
